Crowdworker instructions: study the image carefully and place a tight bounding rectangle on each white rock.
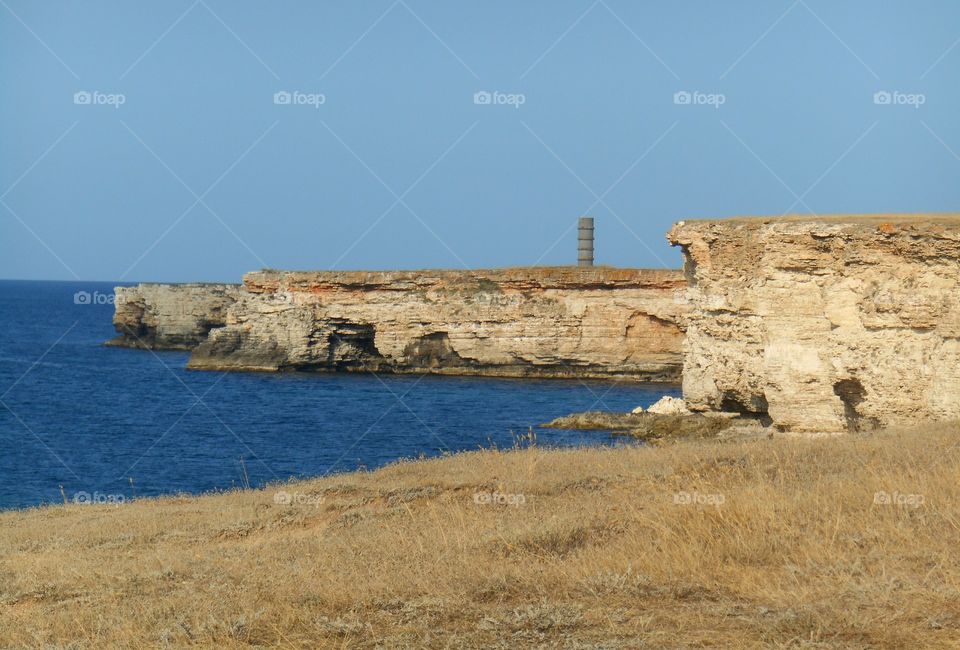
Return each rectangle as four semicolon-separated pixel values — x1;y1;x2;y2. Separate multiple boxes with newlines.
646;396;691;415
631;405;645;414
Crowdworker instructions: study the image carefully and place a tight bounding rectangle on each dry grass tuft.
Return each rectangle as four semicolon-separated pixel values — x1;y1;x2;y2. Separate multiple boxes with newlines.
3;425;960;648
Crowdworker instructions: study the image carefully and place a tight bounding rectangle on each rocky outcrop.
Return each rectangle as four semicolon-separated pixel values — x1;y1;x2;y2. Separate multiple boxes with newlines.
541;410;749;441
668;215;960;432
107;284;241;350
185;267;688;380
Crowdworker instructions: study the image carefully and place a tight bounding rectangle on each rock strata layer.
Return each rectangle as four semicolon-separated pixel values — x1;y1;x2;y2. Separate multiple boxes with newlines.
108;284;241;350
668;215;960;432
183;267;687;380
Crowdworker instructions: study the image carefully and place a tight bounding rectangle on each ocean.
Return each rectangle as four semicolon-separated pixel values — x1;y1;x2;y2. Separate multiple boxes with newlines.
0;280;679;510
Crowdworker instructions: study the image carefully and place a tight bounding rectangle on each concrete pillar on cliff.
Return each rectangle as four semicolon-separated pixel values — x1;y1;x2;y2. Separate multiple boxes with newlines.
578;217;594;267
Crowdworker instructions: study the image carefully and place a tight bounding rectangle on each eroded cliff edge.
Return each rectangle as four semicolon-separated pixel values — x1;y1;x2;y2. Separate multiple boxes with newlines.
187;267;687;380
668;214;960;432
108;283;241;350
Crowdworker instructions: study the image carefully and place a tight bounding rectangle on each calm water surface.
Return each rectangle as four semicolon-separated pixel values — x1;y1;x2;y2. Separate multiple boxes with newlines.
0;280;679;510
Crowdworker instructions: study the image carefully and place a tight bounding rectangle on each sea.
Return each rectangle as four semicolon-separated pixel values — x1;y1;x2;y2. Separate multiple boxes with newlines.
0;280;680;510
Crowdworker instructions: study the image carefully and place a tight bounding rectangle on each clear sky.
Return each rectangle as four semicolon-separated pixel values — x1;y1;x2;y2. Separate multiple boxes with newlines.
2;0;959;282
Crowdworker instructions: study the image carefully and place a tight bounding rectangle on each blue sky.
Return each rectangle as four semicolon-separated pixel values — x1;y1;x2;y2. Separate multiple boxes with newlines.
2;0;959;282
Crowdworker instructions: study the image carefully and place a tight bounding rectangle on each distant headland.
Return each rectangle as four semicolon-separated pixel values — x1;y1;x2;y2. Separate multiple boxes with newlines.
108;214;960;434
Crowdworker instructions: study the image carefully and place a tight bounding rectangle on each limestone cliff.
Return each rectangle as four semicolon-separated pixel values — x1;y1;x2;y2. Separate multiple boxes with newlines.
185;267;687;381
668;215;960;432
108;284;241;350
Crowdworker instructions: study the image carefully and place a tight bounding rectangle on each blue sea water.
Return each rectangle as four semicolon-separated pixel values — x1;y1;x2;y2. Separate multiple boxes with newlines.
0;280;680;510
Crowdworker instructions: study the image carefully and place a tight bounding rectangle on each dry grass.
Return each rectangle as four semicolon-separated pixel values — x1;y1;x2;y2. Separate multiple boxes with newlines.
3;426;960;648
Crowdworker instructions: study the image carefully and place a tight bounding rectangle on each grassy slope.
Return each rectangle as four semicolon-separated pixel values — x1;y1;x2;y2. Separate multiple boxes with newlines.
2;427;960;648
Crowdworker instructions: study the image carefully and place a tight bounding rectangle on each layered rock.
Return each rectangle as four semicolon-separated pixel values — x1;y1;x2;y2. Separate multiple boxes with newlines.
107;284;241;350
186;267;688;380
668;215;960;432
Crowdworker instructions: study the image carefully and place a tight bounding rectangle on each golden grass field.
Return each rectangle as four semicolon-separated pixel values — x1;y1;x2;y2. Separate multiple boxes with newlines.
2;426;960;648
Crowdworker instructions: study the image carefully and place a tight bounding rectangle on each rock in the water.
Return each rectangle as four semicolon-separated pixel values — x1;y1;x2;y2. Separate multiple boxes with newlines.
541;410;737;440
646;396;690;415
107;283;241;350
631;405;645;414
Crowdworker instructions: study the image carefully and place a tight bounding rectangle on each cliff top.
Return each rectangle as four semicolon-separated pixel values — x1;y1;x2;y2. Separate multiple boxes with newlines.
118;282;240;289
674;213;960;226
244;266;685;292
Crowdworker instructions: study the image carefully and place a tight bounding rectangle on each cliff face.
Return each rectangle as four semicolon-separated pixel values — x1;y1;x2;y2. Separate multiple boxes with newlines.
108;284;241;350
185;268;688;381
668;215;960;432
